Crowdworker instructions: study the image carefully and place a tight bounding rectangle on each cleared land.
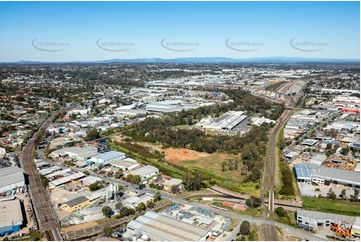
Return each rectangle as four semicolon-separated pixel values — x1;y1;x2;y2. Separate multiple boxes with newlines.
302;196;360;216
112;135;260;196
162;148;210;162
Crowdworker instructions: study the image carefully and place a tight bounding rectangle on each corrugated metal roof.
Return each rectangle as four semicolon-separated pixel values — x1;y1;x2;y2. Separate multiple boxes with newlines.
49;172;85;187
127;211;209;241
294;163;360;184
297;209;357;224
91;151;125;161
0;167;24;189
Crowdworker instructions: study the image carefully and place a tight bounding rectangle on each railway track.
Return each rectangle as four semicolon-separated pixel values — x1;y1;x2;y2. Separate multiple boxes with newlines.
19;106;73;240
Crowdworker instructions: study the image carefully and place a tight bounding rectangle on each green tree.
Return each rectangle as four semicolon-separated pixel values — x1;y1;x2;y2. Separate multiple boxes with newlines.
29;230;44;241
275;207;287;217
340;147;349;156
85;127;100;141
221;160;227;172
341;189;347;199
114;169;123;179
102;206;113;218
89;181;101;191
328;191;337;200
136;202;147;212
240;220;251;235
171;185;180;194
115;202;123;213
146;200;155;208
131;175;141;185
104;226;113;237
40;175;49;188
154;192;161;202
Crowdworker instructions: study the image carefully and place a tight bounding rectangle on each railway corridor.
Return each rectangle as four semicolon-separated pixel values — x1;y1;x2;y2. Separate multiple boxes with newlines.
19;107;73;240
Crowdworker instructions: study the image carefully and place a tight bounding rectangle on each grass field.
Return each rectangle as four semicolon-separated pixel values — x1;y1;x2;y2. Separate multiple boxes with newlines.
274;210;296;227
111;139;260;196
302;196;360;216
180;155;260;196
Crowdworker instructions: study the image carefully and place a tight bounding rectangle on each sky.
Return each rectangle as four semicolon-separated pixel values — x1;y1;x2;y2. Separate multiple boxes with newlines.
0;1;359;62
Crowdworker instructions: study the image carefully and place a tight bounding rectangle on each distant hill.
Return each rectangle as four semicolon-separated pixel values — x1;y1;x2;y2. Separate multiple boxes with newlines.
3;57;360;64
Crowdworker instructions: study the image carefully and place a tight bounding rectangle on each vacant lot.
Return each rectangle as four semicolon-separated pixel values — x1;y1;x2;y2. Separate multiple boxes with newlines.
302;196;360;216
164;148;210;162
112;136;260;196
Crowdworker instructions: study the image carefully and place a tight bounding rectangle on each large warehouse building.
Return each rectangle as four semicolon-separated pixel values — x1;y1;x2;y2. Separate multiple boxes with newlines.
126;211;211;241
0;166;25;193
196;111;247;131
294;163;360;188
89;151;126;166
50;146;98;162
0;200;23;235
146;100;198;113
296;209;358;232
128;165;159;180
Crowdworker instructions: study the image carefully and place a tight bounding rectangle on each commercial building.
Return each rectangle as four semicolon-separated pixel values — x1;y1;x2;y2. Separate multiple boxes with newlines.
146;100;198;113
61;196;90;212
89;151;126;166
112;158;140;171
0;166;25;193
0;200;23;235
296;209;357;231
128;165;159;180
163;178;183;192
196;111;247;131
126;211;211;241
50;146;98;162
122;193;154;209
48;172;86;189
301;139;318;146
294;163;360;188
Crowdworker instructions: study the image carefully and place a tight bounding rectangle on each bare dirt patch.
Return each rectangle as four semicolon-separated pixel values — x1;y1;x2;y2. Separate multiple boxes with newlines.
60;221;98;233
163;148;210;162
113;135;210;163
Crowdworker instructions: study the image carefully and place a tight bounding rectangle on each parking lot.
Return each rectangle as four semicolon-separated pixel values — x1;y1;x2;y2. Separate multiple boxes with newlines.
297;182;356;198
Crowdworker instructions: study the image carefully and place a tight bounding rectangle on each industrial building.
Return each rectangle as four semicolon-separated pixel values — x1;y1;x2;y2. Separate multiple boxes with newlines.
112;158;140;171
146;100;198;113
50;146;98;162
128;165;159;180
0;200;23;235
301;139;318;146
126;211;211;241
294;163;360;188
122;193;154;209
163;178;183;192
61;196;90;212
89;151;126;166
196;111;247;131
296;209;358;231
0;166;25;193
48;171;86;189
